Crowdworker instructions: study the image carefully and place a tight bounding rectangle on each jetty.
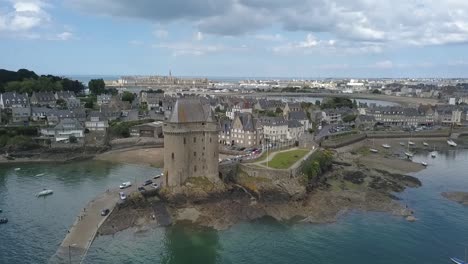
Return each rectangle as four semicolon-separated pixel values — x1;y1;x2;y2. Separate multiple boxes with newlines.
49;185;137;263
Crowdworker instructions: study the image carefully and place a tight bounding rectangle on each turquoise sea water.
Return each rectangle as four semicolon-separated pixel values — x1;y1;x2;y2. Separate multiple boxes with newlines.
0;150;467;264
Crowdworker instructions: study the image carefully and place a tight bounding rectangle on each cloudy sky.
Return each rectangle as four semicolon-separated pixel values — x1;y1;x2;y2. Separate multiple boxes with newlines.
2;0;468;77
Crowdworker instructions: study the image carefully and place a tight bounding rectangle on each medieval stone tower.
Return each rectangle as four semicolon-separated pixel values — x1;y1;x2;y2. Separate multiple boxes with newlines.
163;97;219;187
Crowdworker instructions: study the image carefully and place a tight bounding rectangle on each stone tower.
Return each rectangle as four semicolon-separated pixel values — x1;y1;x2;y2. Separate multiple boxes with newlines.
163;98;219;187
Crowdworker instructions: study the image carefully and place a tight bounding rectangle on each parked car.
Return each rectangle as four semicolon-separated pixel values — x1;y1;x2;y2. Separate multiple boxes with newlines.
151;183;159;189
143;180;153;186
138;187;146;192
101;209;110;216
119;182;132;189
119;192;127;200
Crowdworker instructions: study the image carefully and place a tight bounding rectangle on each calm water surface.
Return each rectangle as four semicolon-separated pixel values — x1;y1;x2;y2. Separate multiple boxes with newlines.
1;149;467;264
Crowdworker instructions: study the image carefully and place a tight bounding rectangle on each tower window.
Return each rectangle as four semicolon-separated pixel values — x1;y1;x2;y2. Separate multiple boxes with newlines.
210;137;212;143
172;153;174;159
194;152;197;157
194;137;196;143
183;137;186;144
194;166;197;172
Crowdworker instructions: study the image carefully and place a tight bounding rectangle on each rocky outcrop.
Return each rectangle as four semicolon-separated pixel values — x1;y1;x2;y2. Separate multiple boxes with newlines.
442;192;468;206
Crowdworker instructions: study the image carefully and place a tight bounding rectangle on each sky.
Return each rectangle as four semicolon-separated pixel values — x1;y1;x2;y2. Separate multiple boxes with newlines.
2;0;468;78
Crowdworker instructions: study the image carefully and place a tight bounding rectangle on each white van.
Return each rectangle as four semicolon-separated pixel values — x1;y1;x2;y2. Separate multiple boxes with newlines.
119;182;132;189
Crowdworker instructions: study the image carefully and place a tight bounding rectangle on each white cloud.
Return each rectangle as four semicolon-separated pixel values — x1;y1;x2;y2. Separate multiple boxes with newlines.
254;34;283;41
70;0;468;48
153;29;168;39
194;31;203;41
55;31;73;40
0;0;50;32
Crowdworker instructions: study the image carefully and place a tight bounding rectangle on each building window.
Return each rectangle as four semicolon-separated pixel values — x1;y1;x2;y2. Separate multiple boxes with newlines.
194;166;197;172
193;137;196;143
172;153;174;160
210;137;212;143
184;137;186;144
194;152;197;157
202;152;205;156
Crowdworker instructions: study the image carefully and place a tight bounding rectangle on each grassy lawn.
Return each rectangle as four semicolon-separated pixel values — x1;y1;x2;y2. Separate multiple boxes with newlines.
261;149;310;169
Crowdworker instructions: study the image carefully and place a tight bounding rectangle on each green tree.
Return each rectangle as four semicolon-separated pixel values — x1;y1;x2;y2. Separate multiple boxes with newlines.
69;135;78;143
275;107;283;114
88;79;106;95
372;89;381;94
84;100;94;109
343;114;357;123
56;99;67;109
121;91;135;103
315;100;321;106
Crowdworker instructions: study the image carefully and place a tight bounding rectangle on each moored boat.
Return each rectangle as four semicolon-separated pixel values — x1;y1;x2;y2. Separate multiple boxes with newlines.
451;257;467;264
405;152;414;158
423;142;429;147
399;142;405;146
408;141;415;146
370;148;379;153
447;139;458;147
421;161;428;166
431;152;437;158
36;189;53;197
382;144;391;149
0;218;8;224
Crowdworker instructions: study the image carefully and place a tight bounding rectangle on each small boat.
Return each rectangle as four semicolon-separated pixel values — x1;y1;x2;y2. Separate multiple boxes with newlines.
14;168;21;171
399;142;405;146
36;189;53;197
0;218;8;224
36;173;45;177
421;161;428;166
447;139;458;147
405;152;414;158
408;141;415;146
451;258;467;264
0;209;2;213
431;152;437;158
370;148;379;153
423;142;429;147
382;144;391;149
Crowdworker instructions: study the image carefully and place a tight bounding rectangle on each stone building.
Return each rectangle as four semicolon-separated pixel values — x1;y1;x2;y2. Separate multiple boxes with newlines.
163;98;219;187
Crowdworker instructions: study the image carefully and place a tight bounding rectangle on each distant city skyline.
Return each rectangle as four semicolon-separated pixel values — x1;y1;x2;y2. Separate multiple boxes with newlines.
2;1;468;78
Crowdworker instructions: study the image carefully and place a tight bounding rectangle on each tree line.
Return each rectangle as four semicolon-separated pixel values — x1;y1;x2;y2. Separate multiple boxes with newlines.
0;69;85;94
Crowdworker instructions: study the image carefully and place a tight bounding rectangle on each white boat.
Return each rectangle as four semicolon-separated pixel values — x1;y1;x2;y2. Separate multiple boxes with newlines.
423;142;429;147
450;258;466;264
405;152;414;158
399;142;405;146
370;148;379;153
408;141;415;146
14;168;21;171
37;189;53;197
431;152;437;158
382;144;391;149
421;161;428;166
36;173;45;177
447;139;457;147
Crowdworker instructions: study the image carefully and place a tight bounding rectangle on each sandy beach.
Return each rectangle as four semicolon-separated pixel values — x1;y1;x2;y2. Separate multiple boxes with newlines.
95;147;165;167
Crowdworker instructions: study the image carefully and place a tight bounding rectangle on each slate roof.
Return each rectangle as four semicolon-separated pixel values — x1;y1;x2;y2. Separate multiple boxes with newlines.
169;97;213;123
287;120;303;128
288;111;308;120
235;112;256;132
54;118;83;130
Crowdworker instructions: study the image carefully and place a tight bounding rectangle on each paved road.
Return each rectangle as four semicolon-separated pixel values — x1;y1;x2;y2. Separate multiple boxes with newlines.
50;176;163;263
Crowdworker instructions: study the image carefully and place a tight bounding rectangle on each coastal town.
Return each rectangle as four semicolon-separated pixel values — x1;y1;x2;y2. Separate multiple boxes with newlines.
1;69;468;263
